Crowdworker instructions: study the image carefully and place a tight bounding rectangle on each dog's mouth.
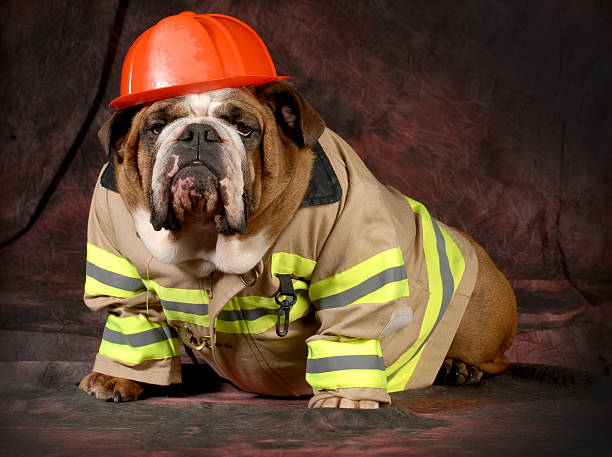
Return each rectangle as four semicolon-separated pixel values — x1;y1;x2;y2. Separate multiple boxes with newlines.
171;162;223;226
150;160;247;235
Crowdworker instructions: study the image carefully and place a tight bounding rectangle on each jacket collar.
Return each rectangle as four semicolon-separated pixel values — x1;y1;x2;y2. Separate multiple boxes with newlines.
300;142;342;207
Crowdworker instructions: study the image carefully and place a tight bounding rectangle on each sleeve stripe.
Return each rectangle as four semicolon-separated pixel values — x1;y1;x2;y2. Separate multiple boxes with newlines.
86;261;145;293
312;265;408;310
98;315;180;364
305;338;388;390
102;324;177;347
309;247;405;301
85;276;141;299
306;354;385;374
86;243;141;278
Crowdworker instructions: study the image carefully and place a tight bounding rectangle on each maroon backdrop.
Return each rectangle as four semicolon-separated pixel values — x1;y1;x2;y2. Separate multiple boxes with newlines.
1;0;611;385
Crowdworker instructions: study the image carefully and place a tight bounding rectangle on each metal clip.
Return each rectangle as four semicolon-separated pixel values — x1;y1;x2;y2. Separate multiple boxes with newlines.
178;325;211;351
274;274;297;337
240;268;260;287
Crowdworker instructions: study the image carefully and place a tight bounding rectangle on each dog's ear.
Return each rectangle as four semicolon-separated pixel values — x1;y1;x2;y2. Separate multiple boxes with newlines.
97;105;141;160
255;81;325;149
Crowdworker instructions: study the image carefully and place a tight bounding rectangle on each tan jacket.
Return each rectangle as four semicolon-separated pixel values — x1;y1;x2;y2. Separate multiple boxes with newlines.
84;128;478;405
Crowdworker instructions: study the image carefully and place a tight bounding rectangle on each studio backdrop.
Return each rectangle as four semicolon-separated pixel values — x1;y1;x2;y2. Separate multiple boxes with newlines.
0;0;610;385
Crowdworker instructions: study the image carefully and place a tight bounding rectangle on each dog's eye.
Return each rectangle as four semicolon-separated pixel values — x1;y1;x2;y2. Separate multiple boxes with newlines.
235;122;253;137
149;124;165;135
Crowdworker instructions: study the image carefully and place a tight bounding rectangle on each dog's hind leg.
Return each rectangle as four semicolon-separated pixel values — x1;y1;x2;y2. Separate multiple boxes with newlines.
442;230;518;379
435;357;484;386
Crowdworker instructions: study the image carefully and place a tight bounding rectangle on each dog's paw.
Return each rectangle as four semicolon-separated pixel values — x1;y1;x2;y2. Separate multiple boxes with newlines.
311;396;380;409
435;358;484;386
78;372;145;402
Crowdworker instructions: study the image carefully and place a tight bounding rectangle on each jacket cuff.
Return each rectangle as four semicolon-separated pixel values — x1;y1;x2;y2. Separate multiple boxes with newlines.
93;353;182;385
308;387;392;408
305;338;388;390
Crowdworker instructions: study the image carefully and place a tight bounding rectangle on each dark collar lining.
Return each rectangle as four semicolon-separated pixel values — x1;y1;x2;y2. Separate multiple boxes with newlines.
300;142;342;207
100;142;342;208
100;155;118;192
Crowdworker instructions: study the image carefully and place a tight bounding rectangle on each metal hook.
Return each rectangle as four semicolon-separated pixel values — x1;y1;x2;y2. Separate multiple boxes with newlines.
274;274;297;337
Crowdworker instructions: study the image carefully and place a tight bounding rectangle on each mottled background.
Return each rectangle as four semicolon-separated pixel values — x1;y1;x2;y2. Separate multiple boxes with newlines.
1;0;611;387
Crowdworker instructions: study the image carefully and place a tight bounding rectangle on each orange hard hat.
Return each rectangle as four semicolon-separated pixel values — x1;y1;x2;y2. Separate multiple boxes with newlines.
109;12;289;110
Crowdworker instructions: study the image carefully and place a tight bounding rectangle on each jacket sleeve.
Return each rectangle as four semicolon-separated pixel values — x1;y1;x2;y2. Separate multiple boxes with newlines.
305;177;415;406
84;170;181;385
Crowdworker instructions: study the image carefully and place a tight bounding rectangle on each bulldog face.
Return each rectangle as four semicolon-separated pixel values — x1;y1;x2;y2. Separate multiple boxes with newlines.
146;90;254;235
99;82;325;274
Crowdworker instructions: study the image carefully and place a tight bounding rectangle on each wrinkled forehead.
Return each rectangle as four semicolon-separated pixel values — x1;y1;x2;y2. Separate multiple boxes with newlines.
142;87;262;122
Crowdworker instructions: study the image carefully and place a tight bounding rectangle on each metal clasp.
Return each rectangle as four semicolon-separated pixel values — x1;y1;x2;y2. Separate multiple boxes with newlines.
240;260;263;287
178;325;211;351
274;274;297;337
240;268;260;287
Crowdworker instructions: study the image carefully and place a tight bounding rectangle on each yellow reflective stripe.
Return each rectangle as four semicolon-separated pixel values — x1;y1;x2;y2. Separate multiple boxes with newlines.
306;369;388;390
85;276;142;299
86;243;140;278
234;295;277;309
214;293;310;334
309;248;405;301
386;350;422;392
233;282;309;309
351;279;410;306
85;244;144;298
441;227;466;291
270;252;316;279
386;198;443;389
306;338;387;390
98;314;179;364
163;309;210;327
308;338;383;358
143;280;209;304
99;339;179;364
386;197;465;392
105;314;161;333
214;299;248;334
143;279;210;327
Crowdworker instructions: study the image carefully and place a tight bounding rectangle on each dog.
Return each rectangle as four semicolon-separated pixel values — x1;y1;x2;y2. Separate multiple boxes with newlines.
78;81;517;408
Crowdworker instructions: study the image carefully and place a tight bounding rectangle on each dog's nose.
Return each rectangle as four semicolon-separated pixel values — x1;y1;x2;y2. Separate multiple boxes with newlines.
179;123;220;143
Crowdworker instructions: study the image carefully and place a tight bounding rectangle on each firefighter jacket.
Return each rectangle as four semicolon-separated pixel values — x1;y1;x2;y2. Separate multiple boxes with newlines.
84;128;478;406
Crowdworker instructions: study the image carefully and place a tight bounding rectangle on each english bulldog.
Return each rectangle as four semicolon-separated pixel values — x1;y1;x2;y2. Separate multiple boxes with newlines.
79;82;517;408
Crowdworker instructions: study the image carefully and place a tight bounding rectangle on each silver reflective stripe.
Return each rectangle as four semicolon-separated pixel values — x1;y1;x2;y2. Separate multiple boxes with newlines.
218;307;277;322
102;325;177;347
432;215;454;322
307;354;385;374
161;299;208;316
388;215;455;381
312;265;407;310
86;261;144;292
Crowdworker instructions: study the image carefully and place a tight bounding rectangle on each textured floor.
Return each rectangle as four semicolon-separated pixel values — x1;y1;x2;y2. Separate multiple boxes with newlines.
1;363;609;456
1;2;611;455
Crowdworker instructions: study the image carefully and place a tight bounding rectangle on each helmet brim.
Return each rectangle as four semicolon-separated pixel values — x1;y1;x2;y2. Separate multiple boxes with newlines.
109;75;289;110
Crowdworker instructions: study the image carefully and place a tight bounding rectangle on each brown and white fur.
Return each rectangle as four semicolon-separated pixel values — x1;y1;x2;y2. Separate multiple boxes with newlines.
79;82;517;408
